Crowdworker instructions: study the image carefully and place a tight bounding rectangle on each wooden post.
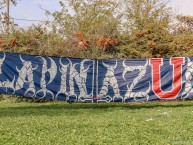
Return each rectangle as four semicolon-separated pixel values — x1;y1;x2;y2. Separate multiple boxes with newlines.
6;0;10;32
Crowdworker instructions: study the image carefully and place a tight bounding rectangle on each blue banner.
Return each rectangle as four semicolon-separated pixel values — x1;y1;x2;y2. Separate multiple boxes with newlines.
0;52;190;102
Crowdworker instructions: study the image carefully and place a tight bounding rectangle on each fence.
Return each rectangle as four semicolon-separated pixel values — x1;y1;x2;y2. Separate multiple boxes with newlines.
0;52;191;102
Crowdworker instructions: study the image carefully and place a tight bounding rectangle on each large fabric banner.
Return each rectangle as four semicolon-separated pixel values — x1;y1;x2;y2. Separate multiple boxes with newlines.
0;52;191;102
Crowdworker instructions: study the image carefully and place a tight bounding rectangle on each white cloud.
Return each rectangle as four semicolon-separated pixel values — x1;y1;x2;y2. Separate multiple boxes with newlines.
170;0;193;16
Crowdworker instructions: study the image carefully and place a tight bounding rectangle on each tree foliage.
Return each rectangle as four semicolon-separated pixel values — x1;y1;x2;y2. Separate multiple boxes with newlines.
123;0;172;33
46;0;122;38
0;0;192;59
176;15;193;34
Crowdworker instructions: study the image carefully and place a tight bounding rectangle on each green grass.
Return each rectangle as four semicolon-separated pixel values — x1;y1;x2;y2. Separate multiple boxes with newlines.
0;99;193;145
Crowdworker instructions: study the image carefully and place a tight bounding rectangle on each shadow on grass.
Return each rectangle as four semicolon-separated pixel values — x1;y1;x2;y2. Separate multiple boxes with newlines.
0;100;192;118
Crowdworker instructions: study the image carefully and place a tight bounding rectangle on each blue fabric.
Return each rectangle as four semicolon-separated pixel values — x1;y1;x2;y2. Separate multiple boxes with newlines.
0;52;191;102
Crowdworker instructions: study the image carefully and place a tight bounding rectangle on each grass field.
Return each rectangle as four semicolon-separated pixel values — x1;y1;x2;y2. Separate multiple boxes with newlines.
0;98;193;145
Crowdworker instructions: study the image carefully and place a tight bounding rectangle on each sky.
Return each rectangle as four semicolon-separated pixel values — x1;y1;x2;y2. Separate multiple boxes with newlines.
169;0;193;15
1;0;193;27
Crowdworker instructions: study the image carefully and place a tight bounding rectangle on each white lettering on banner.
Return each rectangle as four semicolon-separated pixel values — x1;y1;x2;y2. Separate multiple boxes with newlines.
0;53;15;92
68;59;93;101
182;57;193;98
15;55;37;96
98;61;122;102
0;52;191;102
36;57;57;99
55;58;69;99
123;59;150;101
0;53;5;74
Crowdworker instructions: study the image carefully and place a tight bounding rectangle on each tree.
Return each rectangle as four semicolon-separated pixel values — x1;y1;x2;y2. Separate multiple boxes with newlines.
46;0;122;38
0;0;17;33
118;0;175;58
176;15;193;34
122;0;172;33
44;0;124;59
169;15;193;57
